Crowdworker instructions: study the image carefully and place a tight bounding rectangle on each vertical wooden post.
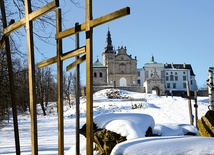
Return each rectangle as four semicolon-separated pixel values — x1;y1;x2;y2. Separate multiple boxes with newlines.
24;0;38;154
85;0;94;154
186;81;193;125
56;9;64;155
194;90;198;127
0;1;20;154
75;22;80;155
208;67;214;110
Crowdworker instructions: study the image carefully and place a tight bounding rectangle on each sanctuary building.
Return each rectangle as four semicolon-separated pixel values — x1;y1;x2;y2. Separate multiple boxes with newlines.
93;29;198;95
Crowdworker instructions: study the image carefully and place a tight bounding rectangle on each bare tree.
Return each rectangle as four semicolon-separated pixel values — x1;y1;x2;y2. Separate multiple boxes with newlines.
63;71;78;108
35;66;57;116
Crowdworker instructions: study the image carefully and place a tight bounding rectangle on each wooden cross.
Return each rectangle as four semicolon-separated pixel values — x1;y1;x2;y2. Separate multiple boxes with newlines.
182;81;198;126
60;1;129;154
0;0;59;155
38;1;130;154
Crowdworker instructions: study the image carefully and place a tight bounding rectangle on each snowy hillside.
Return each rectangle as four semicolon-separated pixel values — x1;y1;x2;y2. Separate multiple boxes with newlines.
0;89;214;155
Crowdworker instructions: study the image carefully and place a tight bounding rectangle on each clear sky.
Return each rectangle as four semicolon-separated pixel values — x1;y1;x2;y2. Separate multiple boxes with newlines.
23;0;214;88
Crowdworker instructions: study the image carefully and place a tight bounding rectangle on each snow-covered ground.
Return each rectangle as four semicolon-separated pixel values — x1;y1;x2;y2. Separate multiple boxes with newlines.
0;89;214;155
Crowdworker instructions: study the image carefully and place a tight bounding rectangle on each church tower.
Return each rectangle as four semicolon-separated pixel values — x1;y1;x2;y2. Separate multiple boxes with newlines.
102;28;116;66
102;28;116;85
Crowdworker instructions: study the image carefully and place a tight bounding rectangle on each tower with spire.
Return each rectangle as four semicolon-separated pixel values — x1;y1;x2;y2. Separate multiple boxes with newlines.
102;28;116;67
101;28;138;87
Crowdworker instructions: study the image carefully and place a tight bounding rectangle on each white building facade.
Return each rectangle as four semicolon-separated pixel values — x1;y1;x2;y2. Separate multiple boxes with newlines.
138;56;198;96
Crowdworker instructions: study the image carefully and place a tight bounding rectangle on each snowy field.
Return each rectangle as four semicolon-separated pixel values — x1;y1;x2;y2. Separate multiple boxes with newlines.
1;89;214;155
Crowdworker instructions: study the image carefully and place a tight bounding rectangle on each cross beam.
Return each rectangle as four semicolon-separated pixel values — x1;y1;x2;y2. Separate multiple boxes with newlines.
0;0;59;49
66;54;86;71
37;46;86;68
55;7;130;40
2;0;59;36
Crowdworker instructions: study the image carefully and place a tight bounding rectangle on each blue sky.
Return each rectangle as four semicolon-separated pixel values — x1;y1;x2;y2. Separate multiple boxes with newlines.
29;0;214;88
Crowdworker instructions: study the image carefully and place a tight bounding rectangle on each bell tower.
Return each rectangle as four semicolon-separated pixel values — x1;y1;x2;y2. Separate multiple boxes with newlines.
102;28;116;66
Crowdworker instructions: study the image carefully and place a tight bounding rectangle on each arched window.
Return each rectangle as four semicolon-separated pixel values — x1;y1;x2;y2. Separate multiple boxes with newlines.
94;72;97;77
99;72;102;77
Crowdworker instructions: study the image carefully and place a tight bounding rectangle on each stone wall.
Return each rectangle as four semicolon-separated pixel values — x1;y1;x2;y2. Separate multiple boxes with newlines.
93;86;145;93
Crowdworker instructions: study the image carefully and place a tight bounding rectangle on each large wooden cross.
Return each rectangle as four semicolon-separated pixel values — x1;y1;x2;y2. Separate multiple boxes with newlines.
0;0;59;155
38;1;130;154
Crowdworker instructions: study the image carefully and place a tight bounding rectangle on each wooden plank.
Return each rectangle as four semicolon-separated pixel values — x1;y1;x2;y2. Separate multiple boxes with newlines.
85;0;93;154
55;7;130;40
75;22;80;155
0;20;15;48
66;54;86;71
37;57;57;68
3;0;59;36
90;7;130;28
56;9;64;155
55;23;86;41
24;0;38;154
37;46;85;68
61;46;85;60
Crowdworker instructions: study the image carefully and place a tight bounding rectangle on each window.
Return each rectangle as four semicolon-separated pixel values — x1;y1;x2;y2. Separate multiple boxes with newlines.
191;80;193;85
171;72;173;74
175;72;177;75
137;80;141;85
138;72;140;76
183;71;186;74
183;83;186;88
167;83;170;88
166;76;169;81
94;72;97;77
166;72;168;75
145;71;149;78
170;75;174;81
173;83;176;89
99;72;102;77
175;76;178;81
183;76;186;81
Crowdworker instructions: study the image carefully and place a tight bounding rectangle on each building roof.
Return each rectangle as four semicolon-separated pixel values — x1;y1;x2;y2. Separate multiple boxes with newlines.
93;58;106;68
144;56;163;66
164;63;195;76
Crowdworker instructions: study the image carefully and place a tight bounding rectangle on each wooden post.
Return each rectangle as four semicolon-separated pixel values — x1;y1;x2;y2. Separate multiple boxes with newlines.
194;90;198;127
85;1;94;154
186;81;193;125
24;0;38;154
75;22;80;155
56;9;64;155
0;1;20;154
